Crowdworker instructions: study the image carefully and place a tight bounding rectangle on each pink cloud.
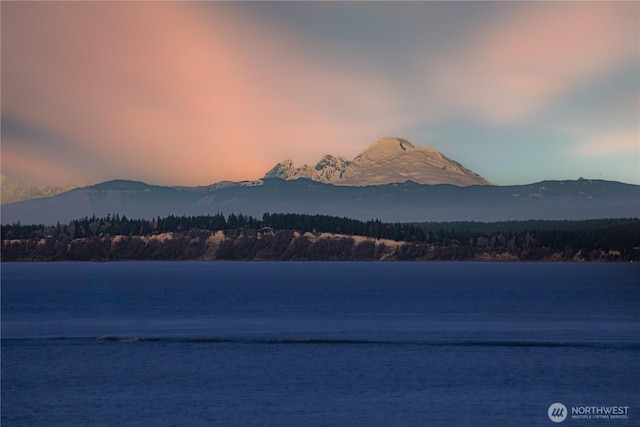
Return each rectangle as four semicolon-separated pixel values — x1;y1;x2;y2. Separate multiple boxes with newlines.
2;2;406;186
4;2;636;187
424;2;638;124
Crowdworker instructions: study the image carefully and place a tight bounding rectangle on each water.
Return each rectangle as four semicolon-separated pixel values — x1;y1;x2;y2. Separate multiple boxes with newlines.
2;262;639;426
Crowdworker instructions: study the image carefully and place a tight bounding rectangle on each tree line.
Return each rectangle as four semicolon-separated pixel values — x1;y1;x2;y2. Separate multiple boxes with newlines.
2;213;638;261
1;212;427;243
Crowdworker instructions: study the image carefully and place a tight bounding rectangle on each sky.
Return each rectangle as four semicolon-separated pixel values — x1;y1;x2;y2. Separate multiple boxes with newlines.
2;1;638;187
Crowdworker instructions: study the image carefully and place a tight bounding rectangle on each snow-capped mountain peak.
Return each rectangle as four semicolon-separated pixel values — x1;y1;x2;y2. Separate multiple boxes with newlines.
264;138;492;187
353;137;415;161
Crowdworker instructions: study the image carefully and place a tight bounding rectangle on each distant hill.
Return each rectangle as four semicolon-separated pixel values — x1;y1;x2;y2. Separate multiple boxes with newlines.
1;174;78;205
1;177;638;225
265;137;492;187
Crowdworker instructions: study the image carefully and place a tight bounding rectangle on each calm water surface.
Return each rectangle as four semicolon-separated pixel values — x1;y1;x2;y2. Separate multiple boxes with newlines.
2;262;639;426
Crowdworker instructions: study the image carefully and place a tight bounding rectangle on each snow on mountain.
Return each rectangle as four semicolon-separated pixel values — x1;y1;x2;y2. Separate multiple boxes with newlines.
264;137;492;187
1;174;79;205
264;154;351;184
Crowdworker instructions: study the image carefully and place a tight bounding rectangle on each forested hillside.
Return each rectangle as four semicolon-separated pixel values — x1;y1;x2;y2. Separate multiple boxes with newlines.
2;214;638;261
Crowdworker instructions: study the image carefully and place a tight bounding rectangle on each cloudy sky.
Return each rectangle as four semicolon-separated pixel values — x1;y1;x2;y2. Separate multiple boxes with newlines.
2;1;638;187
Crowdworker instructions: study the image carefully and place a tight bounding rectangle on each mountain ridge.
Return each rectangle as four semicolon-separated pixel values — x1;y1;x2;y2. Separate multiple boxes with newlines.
2;177;637;225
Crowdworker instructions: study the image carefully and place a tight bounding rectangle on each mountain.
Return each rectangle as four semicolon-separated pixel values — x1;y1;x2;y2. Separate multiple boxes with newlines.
264;137;492;187
2;178;637;225
1;174;79;205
